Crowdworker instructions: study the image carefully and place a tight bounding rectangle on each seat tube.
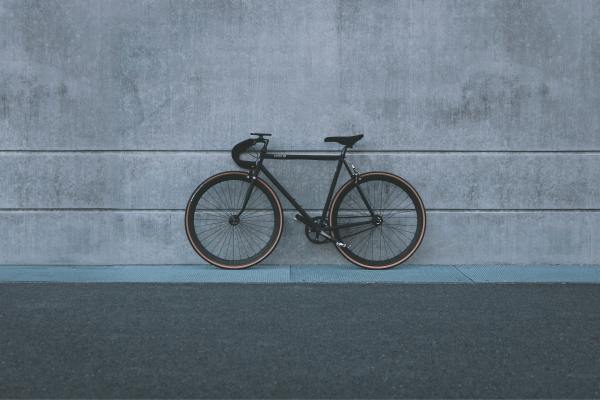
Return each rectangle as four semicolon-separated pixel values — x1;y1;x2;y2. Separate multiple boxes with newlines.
321;147;346;222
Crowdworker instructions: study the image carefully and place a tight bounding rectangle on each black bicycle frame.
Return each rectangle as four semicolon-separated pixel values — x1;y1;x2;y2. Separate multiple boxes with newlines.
237;140;377;236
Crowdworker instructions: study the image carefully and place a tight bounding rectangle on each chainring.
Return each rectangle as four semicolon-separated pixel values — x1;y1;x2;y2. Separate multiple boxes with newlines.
305;216;329;244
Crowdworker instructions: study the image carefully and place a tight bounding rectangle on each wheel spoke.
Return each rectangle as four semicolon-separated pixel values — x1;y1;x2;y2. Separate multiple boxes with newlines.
333;176;424;266
187;175;280;267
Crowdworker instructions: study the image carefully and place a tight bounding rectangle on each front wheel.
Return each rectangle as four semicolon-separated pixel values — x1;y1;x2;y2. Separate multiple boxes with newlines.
185;171;284;269
329;172;426;269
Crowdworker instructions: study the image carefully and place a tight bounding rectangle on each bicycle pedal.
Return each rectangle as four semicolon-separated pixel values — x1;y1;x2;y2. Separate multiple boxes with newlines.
336;241;350;248
293;213;306;223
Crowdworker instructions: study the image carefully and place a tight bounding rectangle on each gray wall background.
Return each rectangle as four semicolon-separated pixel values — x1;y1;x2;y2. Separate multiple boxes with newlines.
1;0;599;265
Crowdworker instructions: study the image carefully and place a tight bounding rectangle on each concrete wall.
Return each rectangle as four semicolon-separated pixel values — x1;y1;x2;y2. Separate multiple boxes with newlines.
1;0;599;265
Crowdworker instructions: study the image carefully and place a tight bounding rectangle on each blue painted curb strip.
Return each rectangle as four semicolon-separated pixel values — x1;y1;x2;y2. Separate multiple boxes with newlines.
1;264;600;283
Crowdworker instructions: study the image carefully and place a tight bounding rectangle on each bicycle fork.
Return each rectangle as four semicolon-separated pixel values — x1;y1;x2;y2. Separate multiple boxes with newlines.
235;169;259;219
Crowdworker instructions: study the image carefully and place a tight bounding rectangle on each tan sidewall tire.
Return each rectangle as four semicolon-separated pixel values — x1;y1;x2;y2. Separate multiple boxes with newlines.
328;172;426;269
185;171;284;269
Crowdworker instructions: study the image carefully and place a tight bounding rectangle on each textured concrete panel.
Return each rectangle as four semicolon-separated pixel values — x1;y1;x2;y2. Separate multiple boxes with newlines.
1;152;599;210
1;0;598;266
0;211;597;265
3;265;600;283
1;0;598;150
457;265;600;283
0;265;290;283
289;265;471;283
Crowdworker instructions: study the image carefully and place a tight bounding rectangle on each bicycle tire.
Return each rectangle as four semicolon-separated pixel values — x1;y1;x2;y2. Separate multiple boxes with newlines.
329;172;426;269
185;171;284;269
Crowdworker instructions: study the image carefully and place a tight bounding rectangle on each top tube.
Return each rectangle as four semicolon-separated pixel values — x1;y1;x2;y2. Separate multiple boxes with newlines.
262;152;341;161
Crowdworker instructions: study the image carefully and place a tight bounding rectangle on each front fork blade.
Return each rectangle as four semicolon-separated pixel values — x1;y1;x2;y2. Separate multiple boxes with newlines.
236;172;257;218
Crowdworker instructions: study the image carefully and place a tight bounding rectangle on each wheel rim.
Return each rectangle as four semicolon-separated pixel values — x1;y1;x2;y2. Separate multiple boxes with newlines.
188;175;279;266
332;175;424;267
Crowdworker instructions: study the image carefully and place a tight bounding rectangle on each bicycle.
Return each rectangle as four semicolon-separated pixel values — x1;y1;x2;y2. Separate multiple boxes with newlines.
185;133;426;269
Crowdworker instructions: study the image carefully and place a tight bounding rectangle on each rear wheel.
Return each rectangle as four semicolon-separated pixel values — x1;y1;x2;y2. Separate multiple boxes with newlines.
185;171;284;269
329;172;426;269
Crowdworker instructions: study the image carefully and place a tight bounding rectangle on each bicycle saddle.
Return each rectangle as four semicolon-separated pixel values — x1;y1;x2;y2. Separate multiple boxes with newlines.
324;134;364;147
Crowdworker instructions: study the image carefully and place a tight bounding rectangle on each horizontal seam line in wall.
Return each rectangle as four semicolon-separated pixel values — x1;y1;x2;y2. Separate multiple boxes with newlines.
2;150;600;155
2;208;600;213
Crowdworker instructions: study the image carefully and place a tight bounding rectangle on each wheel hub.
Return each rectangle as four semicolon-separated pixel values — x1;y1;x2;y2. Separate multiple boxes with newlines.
374;215;383;225
228;215;240;226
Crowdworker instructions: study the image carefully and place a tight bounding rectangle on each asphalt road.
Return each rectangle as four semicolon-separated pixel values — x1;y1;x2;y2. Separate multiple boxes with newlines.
1;283;599;399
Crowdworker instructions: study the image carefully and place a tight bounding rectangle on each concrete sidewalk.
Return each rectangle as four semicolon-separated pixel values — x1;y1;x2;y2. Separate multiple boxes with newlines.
1;264;600;283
